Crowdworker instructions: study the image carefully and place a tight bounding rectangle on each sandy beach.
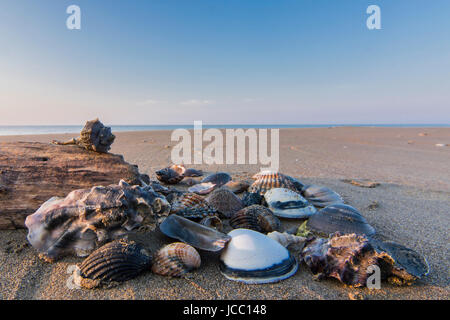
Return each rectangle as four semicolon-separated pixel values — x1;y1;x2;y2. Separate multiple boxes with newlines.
0;127;449;300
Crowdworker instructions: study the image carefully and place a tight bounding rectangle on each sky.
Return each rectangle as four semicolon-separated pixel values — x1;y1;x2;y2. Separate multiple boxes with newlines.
0;0;449;125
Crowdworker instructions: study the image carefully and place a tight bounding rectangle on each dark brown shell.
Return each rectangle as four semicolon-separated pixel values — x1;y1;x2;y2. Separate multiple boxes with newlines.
74;239;151;289
242;192;263;207
205;188;244;218
170;192;217;218
248;172;298;195
155;167;184;184
229;205;281;233
301;185;344;208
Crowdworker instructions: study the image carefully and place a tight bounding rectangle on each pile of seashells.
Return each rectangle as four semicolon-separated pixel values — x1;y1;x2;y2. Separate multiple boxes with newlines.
25;166;429;289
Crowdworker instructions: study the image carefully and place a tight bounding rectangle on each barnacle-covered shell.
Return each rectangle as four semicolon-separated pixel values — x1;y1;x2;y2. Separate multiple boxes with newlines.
267;231;306;248
25;180;170;261
170;192;217;218
219;229;298;284
303;204;376;237
301;185;344;208
199;215;224;232
159;214;231;251
152;242;201;277
229;205;280;233
205;188;244;218
248;172;298;195
155;167;184;184
242;192;263;207
73;239;151;289
264;188;317;219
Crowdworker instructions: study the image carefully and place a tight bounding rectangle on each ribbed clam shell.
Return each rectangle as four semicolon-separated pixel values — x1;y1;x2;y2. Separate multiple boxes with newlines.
160;214;231;251
219;229;298;284
307;204;376;237
156;167;184;184
205;188;244;218
75;240;151;289
248;173;297;195
229;205;280;233
170;192;217;218
301;185;344;208
264;188;317;219
152;242;201;277
199;215;224;232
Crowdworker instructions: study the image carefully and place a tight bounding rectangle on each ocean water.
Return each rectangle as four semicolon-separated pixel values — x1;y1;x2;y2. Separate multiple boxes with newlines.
0;124;448;136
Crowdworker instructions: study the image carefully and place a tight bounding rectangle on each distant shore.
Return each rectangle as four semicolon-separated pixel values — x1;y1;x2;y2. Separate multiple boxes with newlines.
0;127;449;299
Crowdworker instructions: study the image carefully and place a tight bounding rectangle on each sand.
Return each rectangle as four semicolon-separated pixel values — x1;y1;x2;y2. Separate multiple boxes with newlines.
0;127;449;300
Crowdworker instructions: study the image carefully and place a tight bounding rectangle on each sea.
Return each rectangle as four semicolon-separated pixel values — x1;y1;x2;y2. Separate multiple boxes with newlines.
0;124;448;136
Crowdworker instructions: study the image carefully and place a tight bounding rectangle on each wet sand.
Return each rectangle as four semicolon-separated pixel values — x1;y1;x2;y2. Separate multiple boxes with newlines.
0;127;449;300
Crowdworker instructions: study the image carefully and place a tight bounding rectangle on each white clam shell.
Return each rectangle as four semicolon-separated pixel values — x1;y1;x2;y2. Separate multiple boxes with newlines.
264;188;317;218
219;229;298;284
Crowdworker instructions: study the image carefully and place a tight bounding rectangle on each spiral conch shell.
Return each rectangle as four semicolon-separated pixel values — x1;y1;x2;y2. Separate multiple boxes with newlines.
266;231;306;248
151;242;201;277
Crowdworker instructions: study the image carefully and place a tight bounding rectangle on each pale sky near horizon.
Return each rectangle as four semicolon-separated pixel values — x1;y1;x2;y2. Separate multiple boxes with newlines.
0;0;449;125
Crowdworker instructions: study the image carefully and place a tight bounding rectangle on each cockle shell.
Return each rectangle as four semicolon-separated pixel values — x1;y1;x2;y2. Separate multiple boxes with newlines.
267;231;306;248
159;214;231;251
264;188;317;219
205;188;244;218
304;203;376;237
152;242;201;277
25;180;170;261
229;205;280;233
170;192;217;218
248;172;298;195
301;185;344;208
219;229;298;284
199;215;224;232
73;239;151;289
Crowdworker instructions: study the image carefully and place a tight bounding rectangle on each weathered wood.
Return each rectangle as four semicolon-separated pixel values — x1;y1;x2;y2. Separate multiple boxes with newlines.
0;142;149;229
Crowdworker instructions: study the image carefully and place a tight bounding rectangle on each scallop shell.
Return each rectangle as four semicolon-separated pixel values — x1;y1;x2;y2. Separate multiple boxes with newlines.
301;185;344;208
159;214;231;251
229;205;280;233
248;172;298;195
152;242;201;277
74;239;151;289
155;167;184;184
264;188;317;219
219;229;298;284
170;192;217;218
199;215;224;232
205;187;244;218
305;203;376;237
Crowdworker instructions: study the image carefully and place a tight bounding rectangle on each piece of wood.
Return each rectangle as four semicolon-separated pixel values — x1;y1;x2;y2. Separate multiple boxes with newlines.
0;142;149;229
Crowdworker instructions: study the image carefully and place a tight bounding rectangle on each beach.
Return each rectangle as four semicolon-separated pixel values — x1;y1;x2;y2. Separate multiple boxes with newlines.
0;127;449;300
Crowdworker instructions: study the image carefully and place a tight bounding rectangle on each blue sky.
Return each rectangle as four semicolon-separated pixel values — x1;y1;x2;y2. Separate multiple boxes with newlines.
0;0;449;125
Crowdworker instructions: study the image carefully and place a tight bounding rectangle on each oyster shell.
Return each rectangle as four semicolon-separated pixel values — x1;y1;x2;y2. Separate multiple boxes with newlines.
219;229;298;284
264;188;317;219
301;185;344;208
159;214;231;251
300;203;376;237
205;187;244;218
73;239;151;289
25;180;170;261
248;172;298;195
152;242;201;277
170;192;217;218
229;205;280;233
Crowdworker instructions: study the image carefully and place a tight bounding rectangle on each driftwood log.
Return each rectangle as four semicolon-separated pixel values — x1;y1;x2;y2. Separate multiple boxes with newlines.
0;142;149;229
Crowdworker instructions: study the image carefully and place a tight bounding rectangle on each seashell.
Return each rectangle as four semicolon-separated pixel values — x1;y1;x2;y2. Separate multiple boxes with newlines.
301;232;428;287
229;205;280;233
267;231;306;248
155;167;184;184
242;192;263;207
170;192;217;218
301;185;344;208
205;188;244;218
264;188;317;219
303;203;376;237
52;119;115;153
199;215;224;232
248;172;298;195
183;168;203;177
223;180;250;194
159;214;231;251
151;242;201;277
73;239;151;289
188;172;232;194
188;182;216;194
25;180;170;261
219;229;298;284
